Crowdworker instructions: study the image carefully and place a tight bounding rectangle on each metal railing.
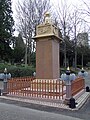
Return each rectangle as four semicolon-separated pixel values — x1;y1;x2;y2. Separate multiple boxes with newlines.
71;77;85;96
7;78;66;100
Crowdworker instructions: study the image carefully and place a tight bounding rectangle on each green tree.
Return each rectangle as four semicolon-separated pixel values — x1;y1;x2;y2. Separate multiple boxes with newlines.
0;0;14;61
77;45;90;67
0;39;13;61
13;33;25;63
0;0;14;41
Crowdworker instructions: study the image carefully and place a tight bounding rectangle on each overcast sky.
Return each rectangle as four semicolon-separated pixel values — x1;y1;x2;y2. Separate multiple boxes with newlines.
11;0;89;18
11;0;90;36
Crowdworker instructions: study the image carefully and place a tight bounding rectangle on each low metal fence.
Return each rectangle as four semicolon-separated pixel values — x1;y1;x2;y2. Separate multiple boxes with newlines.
7;76;85;100
7;77;66;100
71;77;85;96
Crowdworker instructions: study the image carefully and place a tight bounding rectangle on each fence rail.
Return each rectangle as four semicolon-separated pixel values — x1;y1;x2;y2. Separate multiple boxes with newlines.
7;78;66;100
71;77;85;96
7;76;85;100
7;77;35;90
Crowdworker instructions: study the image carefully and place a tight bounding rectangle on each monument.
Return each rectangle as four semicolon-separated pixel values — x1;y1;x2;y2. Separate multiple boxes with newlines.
34;12;61;79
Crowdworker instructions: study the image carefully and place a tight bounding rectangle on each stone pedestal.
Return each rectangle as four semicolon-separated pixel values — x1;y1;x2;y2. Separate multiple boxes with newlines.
36;36;60;79
34;15;61;79
64;84;72;104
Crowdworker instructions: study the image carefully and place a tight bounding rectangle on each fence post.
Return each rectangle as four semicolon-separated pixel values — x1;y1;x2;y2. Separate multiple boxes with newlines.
3;68;11;95
61;67;76;104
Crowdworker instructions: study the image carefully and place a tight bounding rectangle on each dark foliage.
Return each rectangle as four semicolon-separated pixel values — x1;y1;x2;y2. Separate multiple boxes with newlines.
0;0;14;61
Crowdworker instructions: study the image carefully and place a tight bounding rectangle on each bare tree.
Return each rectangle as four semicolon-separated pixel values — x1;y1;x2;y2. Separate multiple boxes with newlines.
69;7;86;69
52;0;73;68
80;0;90;17
15;0;50;67
80;0;90;34
51;0;87;69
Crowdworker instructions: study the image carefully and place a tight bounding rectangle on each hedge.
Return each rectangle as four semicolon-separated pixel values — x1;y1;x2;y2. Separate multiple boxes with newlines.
0;63;35;77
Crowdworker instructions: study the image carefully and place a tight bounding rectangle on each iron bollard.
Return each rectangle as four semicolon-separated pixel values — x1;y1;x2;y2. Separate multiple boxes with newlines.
68;97;77;109
86;86;90;92
0;89;1;96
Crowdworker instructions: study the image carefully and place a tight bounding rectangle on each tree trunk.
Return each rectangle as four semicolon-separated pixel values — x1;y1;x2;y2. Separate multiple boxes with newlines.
64;43;67;68
74;47;77;70
25;40;28;67
82;53;83;68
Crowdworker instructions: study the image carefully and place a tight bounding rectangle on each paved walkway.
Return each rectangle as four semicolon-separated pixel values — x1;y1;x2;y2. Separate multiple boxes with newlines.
0;102;84;120
0;90;90;110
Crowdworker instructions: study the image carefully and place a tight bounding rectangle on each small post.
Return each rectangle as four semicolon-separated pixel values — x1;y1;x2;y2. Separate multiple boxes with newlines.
69;97;77;109
86;86;90;92
33;72;36;77
0;89;1;96
3;68;8;95
65;67;72;103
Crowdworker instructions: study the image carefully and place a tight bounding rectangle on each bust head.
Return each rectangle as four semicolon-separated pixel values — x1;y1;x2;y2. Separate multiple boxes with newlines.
44;12;51;24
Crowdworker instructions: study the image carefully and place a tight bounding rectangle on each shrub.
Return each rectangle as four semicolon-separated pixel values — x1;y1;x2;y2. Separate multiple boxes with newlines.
0;63;35;77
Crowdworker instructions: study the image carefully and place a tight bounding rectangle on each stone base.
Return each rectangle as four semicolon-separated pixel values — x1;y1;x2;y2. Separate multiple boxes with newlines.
3;92;7;96
64;98;70;105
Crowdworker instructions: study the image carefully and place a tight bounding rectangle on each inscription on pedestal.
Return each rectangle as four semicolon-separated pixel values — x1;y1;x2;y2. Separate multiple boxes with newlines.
37;25;51;35
36;24;59;38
